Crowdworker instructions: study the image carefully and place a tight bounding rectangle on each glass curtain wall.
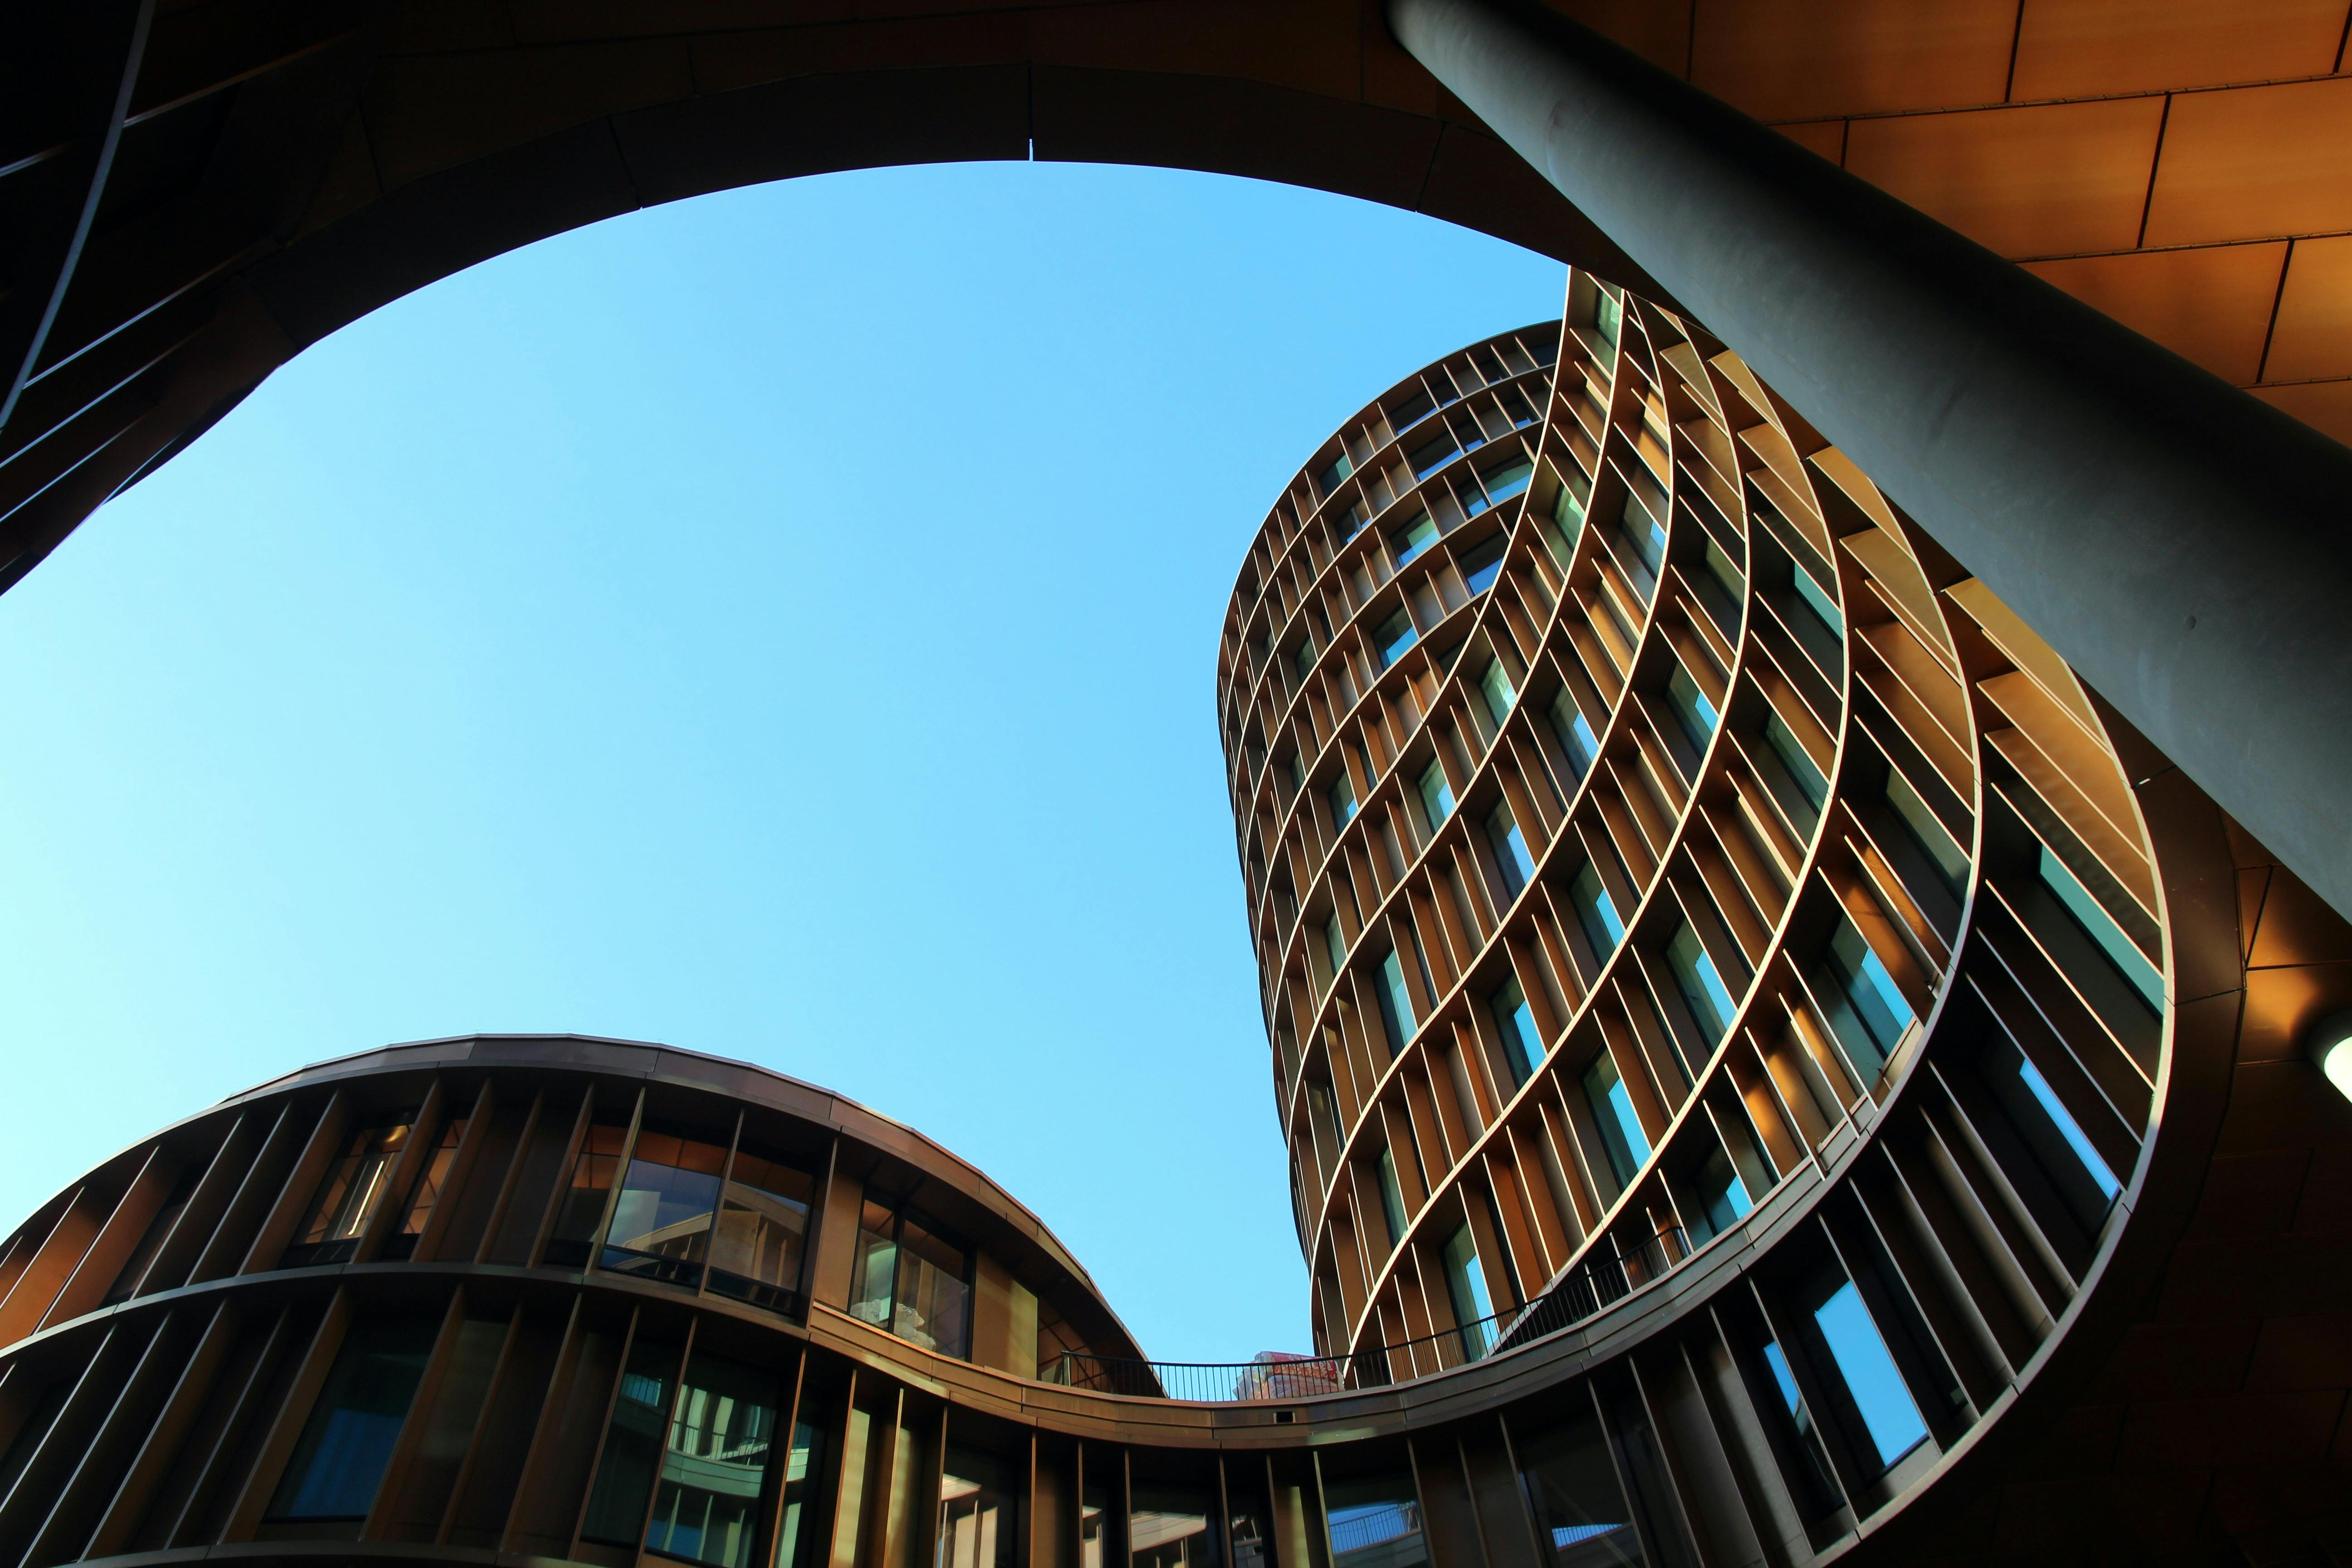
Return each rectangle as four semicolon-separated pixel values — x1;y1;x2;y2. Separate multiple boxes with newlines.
286;1118;416;1266
644;1354;779;1568
849;1199;972;1359
264;1315;439;1526
709;1152;814;1309
604;1131;731;1287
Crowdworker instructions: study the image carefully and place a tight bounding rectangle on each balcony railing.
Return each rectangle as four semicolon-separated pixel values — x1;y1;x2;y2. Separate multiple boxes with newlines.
1039;1228;1687;1402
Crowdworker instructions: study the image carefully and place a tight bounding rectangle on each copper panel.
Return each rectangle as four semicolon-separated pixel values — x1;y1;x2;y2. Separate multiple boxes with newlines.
2144;76;2352;246
2250;378;2352;445
2025;242;2286;383
1557;0;1693;74
1846;97;2166;258
2010;0;2347;100
1689;0;2017;122
2261;234;2352;381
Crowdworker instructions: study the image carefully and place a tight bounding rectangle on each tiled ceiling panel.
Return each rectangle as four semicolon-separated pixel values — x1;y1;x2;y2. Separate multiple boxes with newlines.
2024;243;2288;382
2009;0;2347;100
1689;0;2018;122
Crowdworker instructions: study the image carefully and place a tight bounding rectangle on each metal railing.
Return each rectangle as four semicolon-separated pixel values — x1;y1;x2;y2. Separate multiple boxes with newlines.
1039;1227;1688;1402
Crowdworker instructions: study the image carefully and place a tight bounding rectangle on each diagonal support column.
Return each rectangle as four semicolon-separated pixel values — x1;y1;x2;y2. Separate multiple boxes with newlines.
1390;0;2352;928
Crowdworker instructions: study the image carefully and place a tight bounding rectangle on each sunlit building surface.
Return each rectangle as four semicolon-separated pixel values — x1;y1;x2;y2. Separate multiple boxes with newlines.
2;276;2348;1566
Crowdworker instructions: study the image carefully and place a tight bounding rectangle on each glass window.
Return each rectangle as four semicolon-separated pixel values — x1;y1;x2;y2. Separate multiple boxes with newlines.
1441;1224;1497;1361
1375;944;1418;1055
1409;433;1459;480
774;1416;828;1568
1391;510;1441;564
1616;492;1666;599
265;1316;439;1521
582;1334;685;1545
1886;770;1969;899
1375;609;1419;669
849;1200;971;1359
1329;771;1357;828
1550;690;1599;782
1760;712;1830;834
1666;921;1738;1043
1488;803;1536;900
1687;1145;1753;1241
1792;559;1843;637
1479;659;1517;727
708;1152;813;1308
391;1118;467;1253
290;1118;415;1264
1324;1472;1427;1568
940;1447;1023;1568
644;1353;778;1568
1417;759;1455;831
1480;458;1534;506
1458;534;1508;595
1811;918;1916;1085
1376;1146;1410;1250
1324;911;1348;983
546;1119;630;1264
1804;1274;1929;1471
1552;466;1591;549
1391;387;1436;431
1568;862;1626;960
1984;1041;2121;1234
1130;1484;1217;1568
1516;1407;1646;1567
1758;1338;1842;1517
1582;1054;1651;1190
1664;665;1720;756
603;1130;728;1287
1594;290;1623;346
1317;452;1354;497
1697;539;1744;634
1491;976;1543;1087
2037;844;2164;1012
1293;637;1316;680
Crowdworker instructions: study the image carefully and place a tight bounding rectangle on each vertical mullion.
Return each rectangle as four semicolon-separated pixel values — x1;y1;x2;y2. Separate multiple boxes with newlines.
469;1087;546;1265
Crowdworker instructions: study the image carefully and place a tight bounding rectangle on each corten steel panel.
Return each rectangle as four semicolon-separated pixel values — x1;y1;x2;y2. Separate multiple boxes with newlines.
2263;234;2352;382
1843;96;2168;258
1774;119;1846;163
2009;0;2351;99
2144;76;2352;246
1688;0;2019;123
2252;379;2352;443
2024;242;2288;383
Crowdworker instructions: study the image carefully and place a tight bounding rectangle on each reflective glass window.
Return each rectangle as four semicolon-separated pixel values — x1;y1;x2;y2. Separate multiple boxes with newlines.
1664;665;1720;756
1376;609;1419;669
646;1353;778;1568
1375;944;1417;1055
1805;1275;1928;1470
1479;658;1517;727
1616;493;1666;599
1568;863;1625;959
1293;637;1316;680
1409;433;1459;480
1458;534;1508;594
1324;911;1348;984
1480;458;1534;507
1489;803;1535;900
1390;388;1436;431
1490;976;1543;1087
1441;1224;1497;1360
849;1199;971;1359
2037;844;2163;1012
1329;771;1357;828
1417;759;1455;831
1325;1472;1427;1568
1550;691;1599;782
1758;1339;1842;1516
392;1118;468;1252
774;1417;828;1568
1666;921;1737;1043
1377;1147;1409;1251
266;1316;438;1522
1130;1484;1217;1568
603;1130;728;1287
1687;1145;1752;1241
1762;712;1829;826
546;1119;630;1264
1593;291;1622;346
1810;918;1916;1085
1392;510;1441;564
940;1447;1023;1568
1317;452;1354;497
1583;1053;1651;1190
1514;1405;1646;1567
709;1151;813;1308
581;1334;685;1545
1886;770;1970;900
291;1118;416;1263
1792;559;1843;638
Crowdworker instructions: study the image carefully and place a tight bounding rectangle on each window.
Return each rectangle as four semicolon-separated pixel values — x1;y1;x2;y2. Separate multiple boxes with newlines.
1329;771;1357;828
2037;844;2163;1013
1479;457;1534;506
287;1118;415;1266
1391;510;1440;564
1583;1054;1651;1189
602;1129;728;1288
1616;491;1666;599
941;1447;1024;1568
1664;665;1720;756
1696;539;1744;634
708;1151;813;1309
1666;921;1738;1043
1391;387;1436;431
1886;770;1969;900
1758;1338;1843;1517
1568;862;1626;959
1375;608;1419;668
1284;752;1305;800
1317;452;1354;497
1798;1270;1929;1472
848;1199;972;1359
1686;1144;1752;1241
545;1118;630;1265
1490;976;1543;1087
1550;691;1600;781
1761;711;1829;831
1488;803;1536;899
1551;466;1591;549
1441;1225;1498;1361
1479;659;1517;727
1984;1040;2122;1232
265;1316;438;1523
1325;911;1348;982
1792;558;1842;638
1375;944;1418;1055
1293;637;1316;680
643;1353;779;1568
1811;918;1916;1087
1594;290;1622;345
1514;1407;1645;1568
1376;1146;1410;1249
582;1334;685;1545
387;1117;467;1257
1324;1472;1427;1568
774;1418;829;1568
1417;759;1455;831
1458;534;1508;595
1129;1482;1217;1568
1409;432;1459;480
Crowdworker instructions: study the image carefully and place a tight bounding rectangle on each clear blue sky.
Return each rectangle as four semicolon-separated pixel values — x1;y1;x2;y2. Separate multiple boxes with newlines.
0;161;1563;1361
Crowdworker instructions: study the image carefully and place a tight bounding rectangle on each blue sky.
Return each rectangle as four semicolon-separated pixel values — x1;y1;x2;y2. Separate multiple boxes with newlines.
0;161;1562;1361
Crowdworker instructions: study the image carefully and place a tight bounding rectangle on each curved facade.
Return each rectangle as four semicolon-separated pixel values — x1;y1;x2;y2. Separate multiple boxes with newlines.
1;284;2350;1568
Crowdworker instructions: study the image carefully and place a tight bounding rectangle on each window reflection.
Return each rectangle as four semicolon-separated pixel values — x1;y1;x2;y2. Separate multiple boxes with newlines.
709;1151;813;1311
386;1117;468;1259
939;1448;1020;1568
1324;1472;1426;1568
1514;1405;1646;1567
849;1198;971;1359
646;1354;778;1568
1130;1485;1217;1568
544;1116;631;1266
264;1315;438;1528
286;1117;416;1266
603;1130;729;1288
